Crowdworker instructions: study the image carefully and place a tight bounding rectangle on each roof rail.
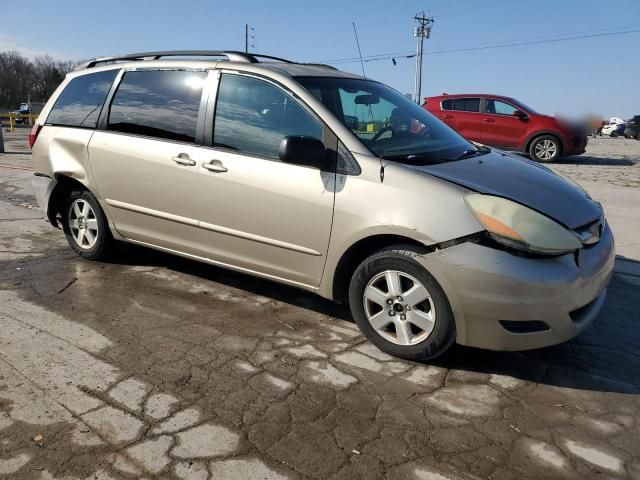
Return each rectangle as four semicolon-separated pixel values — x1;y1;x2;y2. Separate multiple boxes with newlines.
302;63;338;71
76;50;295;70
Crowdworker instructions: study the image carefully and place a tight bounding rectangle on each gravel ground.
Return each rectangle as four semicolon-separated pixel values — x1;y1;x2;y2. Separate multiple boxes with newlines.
550;136;640;188
0;128;639;480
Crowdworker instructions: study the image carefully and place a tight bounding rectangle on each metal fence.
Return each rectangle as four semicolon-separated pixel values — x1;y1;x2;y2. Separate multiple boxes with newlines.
0;113;38;132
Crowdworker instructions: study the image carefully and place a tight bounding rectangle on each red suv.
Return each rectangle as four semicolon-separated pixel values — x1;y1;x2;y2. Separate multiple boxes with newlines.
424;94;587;162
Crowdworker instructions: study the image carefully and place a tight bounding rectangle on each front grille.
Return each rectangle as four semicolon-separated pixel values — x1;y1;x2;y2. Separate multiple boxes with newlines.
499;320;550;334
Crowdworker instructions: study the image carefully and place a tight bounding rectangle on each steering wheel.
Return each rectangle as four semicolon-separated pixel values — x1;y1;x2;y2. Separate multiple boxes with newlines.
371;126;394;142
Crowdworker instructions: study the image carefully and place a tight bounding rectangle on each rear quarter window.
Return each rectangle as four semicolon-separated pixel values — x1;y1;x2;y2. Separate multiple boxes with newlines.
46;69;119;128
452;98;480;112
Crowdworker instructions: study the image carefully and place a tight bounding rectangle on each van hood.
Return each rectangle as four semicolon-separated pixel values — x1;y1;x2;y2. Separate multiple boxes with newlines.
408;151;602;229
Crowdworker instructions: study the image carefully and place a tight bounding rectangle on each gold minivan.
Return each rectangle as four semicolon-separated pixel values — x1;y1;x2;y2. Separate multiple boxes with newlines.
31;51;614;360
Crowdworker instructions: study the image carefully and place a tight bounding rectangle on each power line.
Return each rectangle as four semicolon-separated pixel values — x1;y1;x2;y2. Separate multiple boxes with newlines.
319;25;640;64
316;26;640;66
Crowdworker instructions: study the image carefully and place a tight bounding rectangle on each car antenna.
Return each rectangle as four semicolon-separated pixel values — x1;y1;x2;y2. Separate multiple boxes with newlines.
352;22;366;78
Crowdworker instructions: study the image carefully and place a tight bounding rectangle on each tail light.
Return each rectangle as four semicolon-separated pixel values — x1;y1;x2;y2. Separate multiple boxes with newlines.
28;124;42;149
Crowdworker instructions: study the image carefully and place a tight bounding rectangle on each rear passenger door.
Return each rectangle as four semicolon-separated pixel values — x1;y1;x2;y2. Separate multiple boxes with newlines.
88;69;211;252
440;98;482;142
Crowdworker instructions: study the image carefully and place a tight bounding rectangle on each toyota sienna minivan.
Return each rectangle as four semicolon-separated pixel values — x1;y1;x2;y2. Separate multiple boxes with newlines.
30;50;614;360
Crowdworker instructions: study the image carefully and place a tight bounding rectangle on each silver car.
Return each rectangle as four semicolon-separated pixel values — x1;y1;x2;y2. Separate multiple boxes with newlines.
30;50;614;360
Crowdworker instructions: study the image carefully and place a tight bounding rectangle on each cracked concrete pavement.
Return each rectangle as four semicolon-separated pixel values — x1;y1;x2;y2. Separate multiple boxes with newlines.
1;128;640;479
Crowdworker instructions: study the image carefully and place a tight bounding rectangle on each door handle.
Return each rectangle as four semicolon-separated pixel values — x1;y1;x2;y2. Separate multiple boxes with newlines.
483;118;495;123
202;160;228;173
444;114;454;119
172;154;196;166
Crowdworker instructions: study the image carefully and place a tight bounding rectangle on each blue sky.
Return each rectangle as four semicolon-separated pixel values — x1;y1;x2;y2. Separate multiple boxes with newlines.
2;0;639;118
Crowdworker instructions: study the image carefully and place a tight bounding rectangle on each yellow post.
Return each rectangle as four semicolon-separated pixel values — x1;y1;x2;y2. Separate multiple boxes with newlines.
8;113;14;132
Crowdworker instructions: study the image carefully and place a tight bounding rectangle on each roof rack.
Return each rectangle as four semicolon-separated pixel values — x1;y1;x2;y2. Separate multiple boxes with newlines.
77;50;295;70
302;63;338;71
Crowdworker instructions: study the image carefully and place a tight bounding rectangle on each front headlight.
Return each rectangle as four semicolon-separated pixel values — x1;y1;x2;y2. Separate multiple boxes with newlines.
464;194;582;255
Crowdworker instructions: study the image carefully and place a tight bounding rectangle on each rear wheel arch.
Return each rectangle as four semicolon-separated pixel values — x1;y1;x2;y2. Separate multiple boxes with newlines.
48;175;93;227
331;234;430;304
60;189;115;260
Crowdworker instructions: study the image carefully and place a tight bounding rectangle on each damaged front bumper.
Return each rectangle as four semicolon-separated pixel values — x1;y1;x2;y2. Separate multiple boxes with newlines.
416;224;615;351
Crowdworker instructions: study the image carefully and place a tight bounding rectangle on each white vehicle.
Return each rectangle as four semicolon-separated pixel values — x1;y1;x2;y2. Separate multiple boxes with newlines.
601;117;626;137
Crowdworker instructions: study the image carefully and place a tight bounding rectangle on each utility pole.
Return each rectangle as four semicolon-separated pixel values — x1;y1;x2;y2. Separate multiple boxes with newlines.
413;13;435;104
245;24;255;53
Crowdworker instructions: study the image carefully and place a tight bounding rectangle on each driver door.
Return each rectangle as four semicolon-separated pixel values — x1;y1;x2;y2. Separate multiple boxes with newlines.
195;72;337;288
481;98;528;148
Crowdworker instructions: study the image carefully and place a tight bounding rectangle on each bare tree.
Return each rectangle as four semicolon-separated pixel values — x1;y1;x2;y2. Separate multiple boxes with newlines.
0;51;75;109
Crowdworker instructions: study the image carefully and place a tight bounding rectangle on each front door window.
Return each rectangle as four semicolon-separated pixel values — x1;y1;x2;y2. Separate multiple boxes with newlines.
213;74;323;162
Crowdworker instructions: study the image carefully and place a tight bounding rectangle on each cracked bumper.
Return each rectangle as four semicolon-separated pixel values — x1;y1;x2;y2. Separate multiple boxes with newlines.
417;225;615;351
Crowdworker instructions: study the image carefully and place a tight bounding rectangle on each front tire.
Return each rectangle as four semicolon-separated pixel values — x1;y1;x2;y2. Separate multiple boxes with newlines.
62;190;114;260
348;246;456;361
529;135;561;163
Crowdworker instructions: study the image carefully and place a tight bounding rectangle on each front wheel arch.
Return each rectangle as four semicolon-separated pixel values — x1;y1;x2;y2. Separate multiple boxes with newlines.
524;132;564;157
331;234;430;304
348;244;456;360
527;133;563;162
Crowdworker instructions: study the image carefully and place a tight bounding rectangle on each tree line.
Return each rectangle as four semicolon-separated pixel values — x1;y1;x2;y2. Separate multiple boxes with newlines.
0;51;75;109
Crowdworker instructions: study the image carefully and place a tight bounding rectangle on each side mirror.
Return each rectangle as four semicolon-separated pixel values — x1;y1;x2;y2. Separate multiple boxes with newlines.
279;136;329;169
513;109;528;119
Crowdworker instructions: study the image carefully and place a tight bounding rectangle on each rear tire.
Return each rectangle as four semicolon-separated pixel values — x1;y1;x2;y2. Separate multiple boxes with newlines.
529;135;561;163
61;189;114;260
348;245;456;361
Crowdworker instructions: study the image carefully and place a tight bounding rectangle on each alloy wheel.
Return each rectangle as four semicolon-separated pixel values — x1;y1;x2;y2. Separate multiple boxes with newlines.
68;199;99;250
363;270;436;346
534;139;557;161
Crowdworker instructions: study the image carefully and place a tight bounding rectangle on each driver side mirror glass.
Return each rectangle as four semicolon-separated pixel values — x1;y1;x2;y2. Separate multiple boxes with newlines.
279;135;330;169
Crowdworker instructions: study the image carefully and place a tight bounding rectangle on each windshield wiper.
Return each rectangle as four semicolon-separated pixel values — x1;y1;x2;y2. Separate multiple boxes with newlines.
381;153;445;165
453;148;491;160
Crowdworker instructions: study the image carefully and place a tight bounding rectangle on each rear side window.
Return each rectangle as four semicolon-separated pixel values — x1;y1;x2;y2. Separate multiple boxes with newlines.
441;99;452;110
46;69;118;128
108;70;206;143
451;98;480;112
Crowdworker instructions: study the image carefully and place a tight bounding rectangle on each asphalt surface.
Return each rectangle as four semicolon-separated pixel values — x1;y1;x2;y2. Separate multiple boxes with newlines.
1;128;639;479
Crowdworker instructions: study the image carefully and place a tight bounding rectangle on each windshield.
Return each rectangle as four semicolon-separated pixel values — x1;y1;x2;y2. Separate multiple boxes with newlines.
295;76;477;164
